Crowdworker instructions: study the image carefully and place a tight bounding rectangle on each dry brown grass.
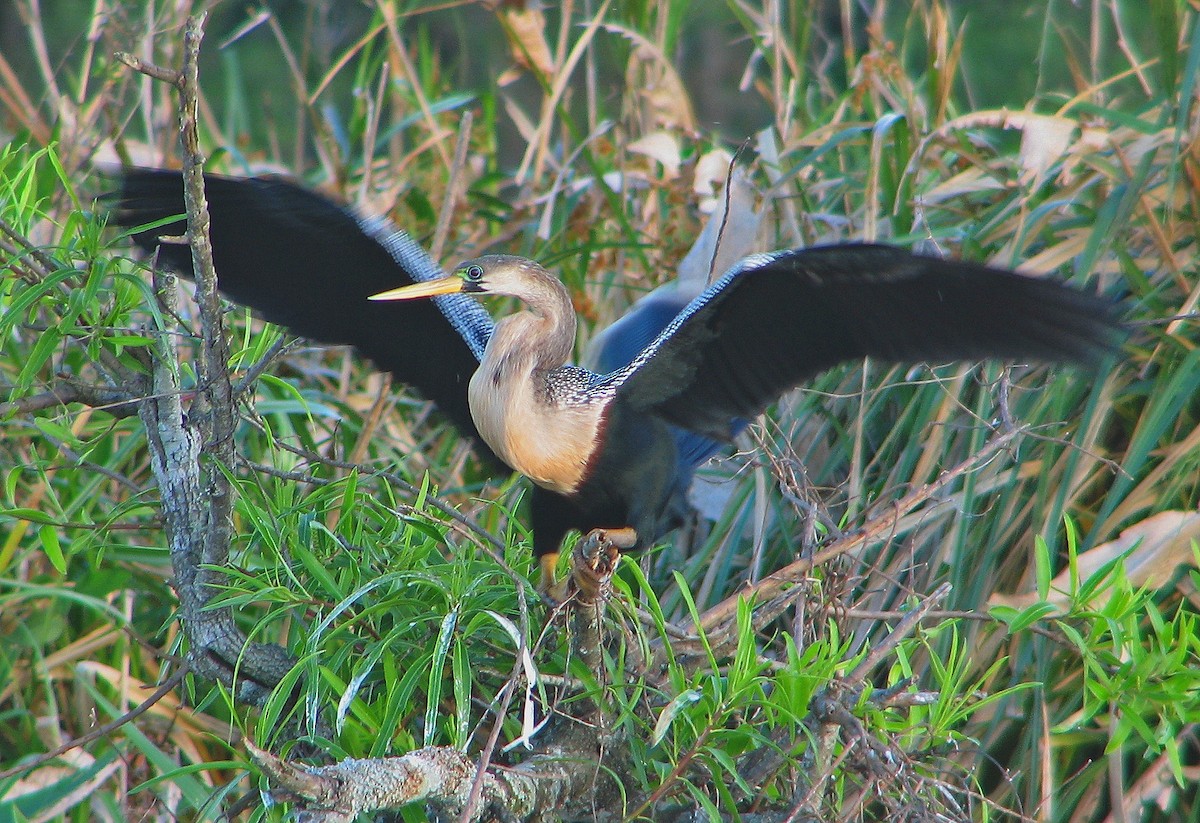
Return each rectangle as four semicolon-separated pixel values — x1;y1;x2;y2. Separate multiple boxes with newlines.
0;1;1196;820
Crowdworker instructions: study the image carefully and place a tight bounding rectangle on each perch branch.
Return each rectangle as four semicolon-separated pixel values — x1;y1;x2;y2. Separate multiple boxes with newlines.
129;14;296;706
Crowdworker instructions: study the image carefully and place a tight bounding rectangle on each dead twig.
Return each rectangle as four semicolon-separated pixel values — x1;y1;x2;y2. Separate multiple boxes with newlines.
113;51;181;87
683;425;1028;665
0;665;190;782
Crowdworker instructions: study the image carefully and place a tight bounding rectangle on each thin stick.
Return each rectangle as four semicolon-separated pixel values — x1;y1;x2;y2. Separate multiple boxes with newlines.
0;666;189;781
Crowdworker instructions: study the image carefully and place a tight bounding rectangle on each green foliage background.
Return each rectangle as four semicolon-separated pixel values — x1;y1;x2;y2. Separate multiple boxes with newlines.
0;1;1198;820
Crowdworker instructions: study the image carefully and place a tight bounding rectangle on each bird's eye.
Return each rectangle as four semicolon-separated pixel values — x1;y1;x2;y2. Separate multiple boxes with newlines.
465;264;484;282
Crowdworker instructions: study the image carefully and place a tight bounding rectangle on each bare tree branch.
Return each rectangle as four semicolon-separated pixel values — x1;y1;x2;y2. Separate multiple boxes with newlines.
0;378;138;418
129;13;296;706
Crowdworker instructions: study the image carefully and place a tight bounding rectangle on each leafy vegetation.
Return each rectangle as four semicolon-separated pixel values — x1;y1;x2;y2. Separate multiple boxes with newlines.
1;1;1197;820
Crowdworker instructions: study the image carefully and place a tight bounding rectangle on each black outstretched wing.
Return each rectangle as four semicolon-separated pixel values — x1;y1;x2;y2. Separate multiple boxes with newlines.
605;243;1124;439
109;169;499;464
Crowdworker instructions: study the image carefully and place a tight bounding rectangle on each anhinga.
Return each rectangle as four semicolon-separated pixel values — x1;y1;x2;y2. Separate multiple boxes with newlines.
112;170;1123;587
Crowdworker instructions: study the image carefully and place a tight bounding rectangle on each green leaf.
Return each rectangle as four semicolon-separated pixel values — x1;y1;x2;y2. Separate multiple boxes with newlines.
1035;534;1052;602
990;601;1057;634
425;609;458;748
452;639;471;749
651;688;702;747
38;524;65;574
336;638;389;736
2;507;59;525
293;541;343;601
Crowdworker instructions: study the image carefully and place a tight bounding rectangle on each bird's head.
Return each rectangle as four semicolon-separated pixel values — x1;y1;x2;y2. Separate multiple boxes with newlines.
369;255;562;306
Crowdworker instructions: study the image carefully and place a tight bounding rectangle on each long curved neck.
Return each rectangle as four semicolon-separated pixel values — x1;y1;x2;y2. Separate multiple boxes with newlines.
489;264;577;373
468;262;600;494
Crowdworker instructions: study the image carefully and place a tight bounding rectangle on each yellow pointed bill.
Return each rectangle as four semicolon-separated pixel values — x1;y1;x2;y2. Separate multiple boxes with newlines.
368;277;465;301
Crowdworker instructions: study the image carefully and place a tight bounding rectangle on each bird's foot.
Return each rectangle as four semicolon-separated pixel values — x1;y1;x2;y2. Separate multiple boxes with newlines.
570;527;635;605
538;552;569;604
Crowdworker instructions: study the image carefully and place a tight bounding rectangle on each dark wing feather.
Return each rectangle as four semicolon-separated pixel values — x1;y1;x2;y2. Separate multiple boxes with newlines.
108;169;499;464
588;287;740;470
607;243;1124;439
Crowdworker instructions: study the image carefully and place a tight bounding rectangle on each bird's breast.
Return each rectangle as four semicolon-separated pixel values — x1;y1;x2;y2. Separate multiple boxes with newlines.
468;367;603;495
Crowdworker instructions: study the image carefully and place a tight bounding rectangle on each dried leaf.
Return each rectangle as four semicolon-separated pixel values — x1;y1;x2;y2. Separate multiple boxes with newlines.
500;6;554;78
693;149;734;199
919;167;1004;204
501;94;538;143
911;109;1077;189
1019;232;1089;273
1016;113;1076;185
603;22;696;131
6;745;120;823
991;510;1200;611
1061;125;1111;182
628;131;682;177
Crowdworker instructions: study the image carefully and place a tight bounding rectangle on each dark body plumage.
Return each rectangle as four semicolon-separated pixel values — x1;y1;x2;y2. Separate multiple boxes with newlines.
111;170;1124;573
